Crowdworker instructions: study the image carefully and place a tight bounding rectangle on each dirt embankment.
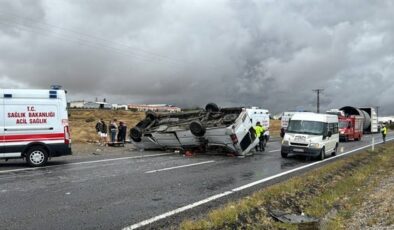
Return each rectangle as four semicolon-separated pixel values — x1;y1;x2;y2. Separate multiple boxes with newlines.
180;143;394;230
68;109;145;143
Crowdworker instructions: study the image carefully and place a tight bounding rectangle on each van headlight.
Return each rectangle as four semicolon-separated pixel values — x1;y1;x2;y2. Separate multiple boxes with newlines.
310;143;320;148
282;140;289;146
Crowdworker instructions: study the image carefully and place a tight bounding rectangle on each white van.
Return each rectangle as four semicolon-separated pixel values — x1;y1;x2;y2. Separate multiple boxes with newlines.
281;112;339;160
0;88;72;166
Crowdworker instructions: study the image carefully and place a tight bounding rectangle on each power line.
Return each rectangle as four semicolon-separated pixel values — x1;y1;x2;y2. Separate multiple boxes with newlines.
0;11;225;75
312;89;324;113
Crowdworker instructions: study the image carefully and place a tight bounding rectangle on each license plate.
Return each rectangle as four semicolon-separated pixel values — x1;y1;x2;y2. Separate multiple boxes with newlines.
293;148;304;152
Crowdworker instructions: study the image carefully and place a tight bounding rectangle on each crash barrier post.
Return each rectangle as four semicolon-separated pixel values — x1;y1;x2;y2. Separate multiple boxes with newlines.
372;136;375;152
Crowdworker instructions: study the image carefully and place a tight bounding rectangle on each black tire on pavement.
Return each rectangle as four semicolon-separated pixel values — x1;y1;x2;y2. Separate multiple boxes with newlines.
190;121;206;137
25;146;49;167
205;103;219;113
281;151;288;158
332;144;338;156
319;147;325;161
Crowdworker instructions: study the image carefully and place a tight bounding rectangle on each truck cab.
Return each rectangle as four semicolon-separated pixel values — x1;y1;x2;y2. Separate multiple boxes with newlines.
339;116;363;142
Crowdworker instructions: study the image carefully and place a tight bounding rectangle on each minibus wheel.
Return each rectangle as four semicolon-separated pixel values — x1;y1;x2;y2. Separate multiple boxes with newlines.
205;103;219;112
190;121;206;136
319;147;325;161
130;127;142;140
26;146;48;167
332;144;338;156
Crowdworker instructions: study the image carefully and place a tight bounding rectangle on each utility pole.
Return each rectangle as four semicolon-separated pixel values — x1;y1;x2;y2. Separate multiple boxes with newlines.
312;89;324;113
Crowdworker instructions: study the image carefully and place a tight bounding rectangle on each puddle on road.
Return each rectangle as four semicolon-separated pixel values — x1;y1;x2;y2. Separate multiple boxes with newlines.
280;157;308;169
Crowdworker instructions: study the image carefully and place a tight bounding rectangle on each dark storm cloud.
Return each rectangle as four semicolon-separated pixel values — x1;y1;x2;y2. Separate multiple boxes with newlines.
0;0;393;115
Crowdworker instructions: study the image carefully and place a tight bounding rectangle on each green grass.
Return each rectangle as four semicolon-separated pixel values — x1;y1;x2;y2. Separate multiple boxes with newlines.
180;143;394;230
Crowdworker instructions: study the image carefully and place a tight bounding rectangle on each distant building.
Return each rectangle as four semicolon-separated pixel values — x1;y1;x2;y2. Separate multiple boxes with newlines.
112;104;128;110
69;100;86;108
128;104;181;113
68;100;111;109
83;102;100;109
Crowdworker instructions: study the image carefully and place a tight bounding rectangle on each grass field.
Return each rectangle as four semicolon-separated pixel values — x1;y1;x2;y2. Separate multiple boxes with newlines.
180;142;394;229
68;109;282;143
69;109;145;143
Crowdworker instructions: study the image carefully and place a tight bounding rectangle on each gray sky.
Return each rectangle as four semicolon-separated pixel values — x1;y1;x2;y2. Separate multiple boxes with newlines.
0;0;393;115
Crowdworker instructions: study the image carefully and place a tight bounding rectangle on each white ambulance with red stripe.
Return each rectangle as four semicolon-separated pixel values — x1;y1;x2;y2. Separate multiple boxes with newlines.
1;88;72;166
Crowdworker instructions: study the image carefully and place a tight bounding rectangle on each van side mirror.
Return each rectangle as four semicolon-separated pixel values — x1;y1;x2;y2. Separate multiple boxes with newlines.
327;131;332;137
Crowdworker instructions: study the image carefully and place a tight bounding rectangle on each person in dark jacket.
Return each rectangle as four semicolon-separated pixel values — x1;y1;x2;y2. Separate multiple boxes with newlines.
95;119;103;144
117;121;127;143
100;120;108;146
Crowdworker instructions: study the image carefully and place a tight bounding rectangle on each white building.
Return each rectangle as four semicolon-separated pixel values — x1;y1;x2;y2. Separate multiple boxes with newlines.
69;100;86;108
128;104;181;113
112;104;129;110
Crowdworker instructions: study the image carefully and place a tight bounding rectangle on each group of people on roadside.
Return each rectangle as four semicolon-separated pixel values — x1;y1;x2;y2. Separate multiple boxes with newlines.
95;118;127;146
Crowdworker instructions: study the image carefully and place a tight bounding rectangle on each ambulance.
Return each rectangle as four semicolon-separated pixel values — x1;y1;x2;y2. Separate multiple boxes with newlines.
0;87;72;166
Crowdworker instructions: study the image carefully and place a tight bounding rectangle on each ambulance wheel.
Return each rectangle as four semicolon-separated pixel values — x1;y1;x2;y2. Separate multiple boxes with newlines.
281;151;288;158
26;147;48;167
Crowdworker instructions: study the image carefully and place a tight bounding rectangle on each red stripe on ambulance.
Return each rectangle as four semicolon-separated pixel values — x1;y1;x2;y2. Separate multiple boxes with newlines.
1;133;65;142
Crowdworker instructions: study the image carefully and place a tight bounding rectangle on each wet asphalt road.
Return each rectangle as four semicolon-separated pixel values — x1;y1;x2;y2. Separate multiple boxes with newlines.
0;133;392;230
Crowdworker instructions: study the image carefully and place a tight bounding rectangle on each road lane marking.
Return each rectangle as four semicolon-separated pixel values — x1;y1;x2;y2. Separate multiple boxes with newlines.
269;149;281;152
145;160;215;174
0;153;174;174
123;137;394;230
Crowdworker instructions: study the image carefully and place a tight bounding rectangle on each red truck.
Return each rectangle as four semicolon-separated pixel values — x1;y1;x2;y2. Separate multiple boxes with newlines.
339;115;363;142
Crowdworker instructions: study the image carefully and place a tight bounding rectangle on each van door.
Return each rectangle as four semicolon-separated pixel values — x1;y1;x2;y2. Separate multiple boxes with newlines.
325;123;335;152
0;90;4;157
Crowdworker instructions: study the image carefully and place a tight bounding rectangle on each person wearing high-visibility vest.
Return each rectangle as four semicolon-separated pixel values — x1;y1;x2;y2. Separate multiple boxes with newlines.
381;124;387;143
254;122;266;152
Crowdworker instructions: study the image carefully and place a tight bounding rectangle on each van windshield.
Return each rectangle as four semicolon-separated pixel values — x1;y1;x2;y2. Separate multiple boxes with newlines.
287;120;325;135
339;121;349;129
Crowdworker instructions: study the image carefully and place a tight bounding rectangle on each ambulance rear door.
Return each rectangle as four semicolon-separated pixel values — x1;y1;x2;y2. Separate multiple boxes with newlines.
0;90;4;157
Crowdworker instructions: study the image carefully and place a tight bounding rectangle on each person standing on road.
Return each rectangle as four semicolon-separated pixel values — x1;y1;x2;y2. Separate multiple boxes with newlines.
381;124;387;143
95;119;103;144
109;119;118;143
254;122;264;152
100;120;108;146
260;124;267;151
118;121;127;143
